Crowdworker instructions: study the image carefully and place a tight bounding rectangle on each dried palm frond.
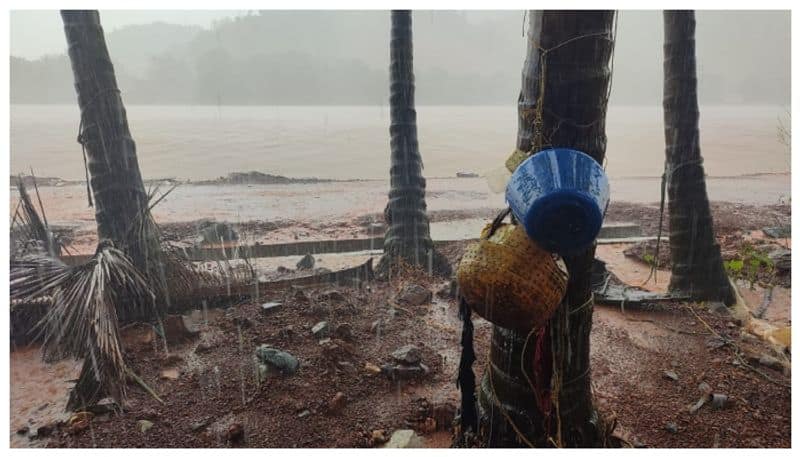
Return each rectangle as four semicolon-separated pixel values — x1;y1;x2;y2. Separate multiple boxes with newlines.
11;240;156;409
11;175;61;259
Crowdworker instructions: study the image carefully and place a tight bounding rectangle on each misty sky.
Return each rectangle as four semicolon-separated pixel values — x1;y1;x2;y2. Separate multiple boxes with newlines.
9;10;791;106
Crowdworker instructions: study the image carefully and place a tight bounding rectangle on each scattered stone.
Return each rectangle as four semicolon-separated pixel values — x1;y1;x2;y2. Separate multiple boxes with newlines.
364;362;382;375
335;323;354;341
665;422;678;434
320;290;346;302
226;423;245;444
297;409;311;419
382;363;430;381
33;423;56;439
196;221;238;245
435;281;456;299
763;226;791;239
137;419;154;433
371;429;388;445
160;368;180;381
312;321;330;338
383;429;424;448
191;417;212;432
195;341;214;354
689;396;707;414
260;301;283;314
297;253;316;270
706;337;727;350
370;319;383;335
663;370;679;381
758;354;784;370
255;345;299;377
328;392;347;414
391;345;422;365
708;301;730;316
397;284;432;306
712;393;728;410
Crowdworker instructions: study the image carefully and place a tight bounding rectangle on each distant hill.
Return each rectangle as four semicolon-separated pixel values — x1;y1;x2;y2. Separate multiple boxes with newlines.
10;10;791;106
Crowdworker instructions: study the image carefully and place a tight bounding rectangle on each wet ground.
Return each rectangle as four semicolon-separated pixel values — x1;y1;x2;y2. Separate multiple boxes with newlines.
9;234;791;448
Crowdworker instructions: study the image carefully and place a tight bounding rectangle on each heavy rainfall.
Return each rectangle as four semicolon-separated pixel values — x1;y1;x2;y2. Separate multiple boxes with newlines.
7;8;792;449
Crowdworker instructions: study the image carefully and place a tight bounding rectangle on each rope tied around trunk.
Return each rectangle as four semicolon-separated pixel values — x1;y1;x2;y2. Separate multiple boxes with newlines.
75;87;122;208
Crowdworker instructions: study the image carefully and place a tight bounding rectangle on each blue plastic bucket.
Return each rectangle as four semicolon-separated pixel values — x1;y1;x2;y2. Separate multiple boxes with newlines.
506;148;610;256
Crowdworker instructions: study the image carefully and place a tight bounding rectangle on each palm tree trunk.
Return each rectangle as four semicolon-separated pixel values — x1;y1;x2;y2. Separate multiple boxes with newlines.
478;10;615;447
61;10;151;266
663;11;734;305
380;10;449;276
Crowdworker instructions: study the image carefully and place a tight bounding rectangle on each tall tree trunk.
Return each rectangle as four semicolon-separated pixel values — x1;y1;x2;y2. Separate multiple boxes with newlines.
62;10;168;321
477;10;615;447
380;10;450;277
663;11;734;305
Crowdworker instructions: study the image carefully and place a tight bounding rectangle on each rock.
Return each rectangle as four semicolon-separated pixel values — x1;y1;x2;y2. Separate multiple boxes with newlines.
334;323;354;341
712;393;728;410
706;337;727;349
297;409;311;419
320;290;346;302
370;319;383;335
665;422;678;434
160;368;180;380
276;266;293;274
260;301;283;314
328;392;347;414
226;423;245;444
190;417;212;432
137;420;154;433
371;429;388;445
383;429;424;448
297;253;316;270
315;267;332;275
382;363;430;381
758;354;784;370
397;284;432;306
663;370;679;381
364;362;382;375
689;396;707;414
197;221;238;245
312;321;330;338
698;382;713;395
195;341;214;354
436;281;456;299
767;247;791;271
708;301;730;316
391;345;422;365
255;345;299;377
763;226;791;239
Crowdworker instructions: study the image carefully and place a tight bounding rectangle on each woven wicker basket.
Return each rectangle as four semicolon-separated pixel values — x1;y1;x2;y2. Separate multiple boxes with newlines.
457;222;567;332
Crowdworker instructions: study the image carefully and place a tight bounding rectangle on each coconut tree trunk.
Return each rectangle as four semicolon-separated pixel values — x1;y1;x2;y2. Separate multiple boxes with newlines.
61;10;151;265
663;11;734;305
380;10;449;276
477;10;615;447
